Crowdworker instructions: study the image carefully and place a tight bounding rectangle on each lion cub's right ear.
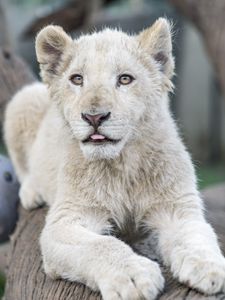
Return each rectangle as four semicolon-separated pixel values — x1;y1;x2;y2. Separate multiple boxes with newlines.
137;18;174;80
36;25;73;84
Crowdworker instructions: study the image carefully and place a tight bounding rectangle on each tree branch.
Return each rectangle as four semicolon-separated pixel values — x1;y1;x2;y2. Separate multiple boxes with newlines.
169;0;225;97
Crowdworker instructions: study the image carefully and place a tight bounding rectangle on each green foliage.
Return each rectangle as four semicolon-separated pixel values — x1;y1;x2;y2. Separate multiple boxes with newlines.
197;164;225;189
0;141;6;155
0;273;5;299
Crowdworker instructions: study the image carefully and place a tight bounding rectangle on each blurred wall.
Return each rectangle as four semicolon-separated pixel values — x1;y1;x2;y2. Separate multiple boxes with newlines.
176;22;225;163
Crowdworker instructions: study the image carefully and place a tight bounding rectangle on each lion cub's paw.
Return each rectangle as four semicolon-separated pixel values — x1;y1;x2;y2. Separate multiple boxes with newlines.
99;255;164;300
19;178;44;210
174;253;225;294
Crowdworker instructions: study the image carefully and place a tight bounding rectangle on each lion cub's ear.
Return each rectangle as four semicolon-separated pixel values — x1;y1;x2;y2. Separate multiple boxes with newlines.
36;25;73;84
137;18;174;79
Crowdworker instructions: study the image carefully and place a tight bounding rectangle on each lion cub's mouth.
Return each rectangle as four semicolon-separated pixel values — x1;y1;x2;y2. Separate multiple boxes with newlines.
82;133;119;145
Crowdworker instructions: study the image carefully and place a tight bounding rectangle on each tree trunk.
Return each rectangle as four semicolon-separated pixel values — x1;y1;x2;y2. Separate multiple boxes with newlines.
0;49;35;129
169;0;225;98
1;47;225;300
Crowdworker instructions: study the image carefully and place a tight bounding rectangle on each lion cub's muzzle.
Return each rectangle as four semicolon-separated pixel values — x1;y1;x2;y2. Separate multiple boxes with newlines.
81;112;120;144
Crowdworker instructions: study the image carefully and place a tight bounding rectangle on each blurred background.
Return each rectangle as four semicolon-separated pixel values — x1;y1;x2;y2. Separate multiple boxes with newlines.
0;0;225;298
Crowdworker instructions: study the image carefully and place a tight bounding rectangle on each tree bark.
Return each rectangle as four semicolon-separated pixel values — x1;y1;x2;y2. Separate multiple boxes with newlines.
169;0;225;98
23;0;104;37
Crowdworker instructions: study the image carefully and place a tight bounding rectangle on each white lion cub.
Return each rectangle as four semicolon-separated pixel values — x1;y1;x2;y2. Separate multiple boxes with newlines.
4;18;225;299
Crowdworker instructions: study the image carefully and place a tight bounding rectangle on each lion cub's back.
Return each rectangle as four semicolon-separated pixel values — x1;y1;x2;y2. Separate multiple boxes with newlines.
4;82;50;182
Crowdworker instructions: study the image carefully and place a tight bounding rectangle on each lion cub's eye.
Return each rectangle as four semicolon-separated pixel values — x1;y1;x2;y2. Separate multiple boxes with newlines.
118;74;135;86
70;74;83;86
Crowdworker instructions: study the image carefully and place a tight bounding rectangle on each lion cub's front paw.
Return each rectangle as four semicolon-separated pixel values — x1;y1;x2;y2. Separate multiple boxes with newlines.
19;179;44;210
99;255;164;300
174;253;225;294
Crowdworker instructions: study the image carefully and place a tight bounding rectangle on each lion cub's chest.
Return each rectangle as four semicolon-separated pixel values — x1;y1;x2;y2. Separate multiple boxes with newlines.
108;211;151;245
76;158;153;243
102;182;152;245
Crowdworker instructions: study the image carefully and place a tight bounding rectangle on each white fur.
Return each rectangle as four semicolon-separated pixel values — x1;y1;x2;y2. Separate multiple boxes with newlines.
4;18;225;299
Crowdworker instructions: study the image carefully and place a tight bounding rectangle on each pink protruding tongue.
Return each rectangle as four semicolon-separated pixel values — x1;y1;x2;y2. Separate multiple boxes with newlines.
90;134;105;140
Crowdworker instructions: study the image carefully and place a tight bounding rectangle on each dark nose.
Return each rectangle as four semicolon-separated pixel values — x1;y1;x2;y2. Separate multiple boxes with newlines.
81;112;111;128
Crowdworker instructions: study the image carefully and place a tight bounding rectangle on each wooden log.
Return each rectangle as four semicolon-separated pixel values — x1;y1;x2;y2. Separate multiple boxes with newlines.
4;185;225;300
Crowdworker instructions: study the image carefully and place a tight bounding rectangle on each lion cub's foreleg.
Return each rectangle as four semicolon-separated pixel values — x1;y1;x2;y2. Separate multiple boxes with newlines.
149;197;225;295
41;204;165;300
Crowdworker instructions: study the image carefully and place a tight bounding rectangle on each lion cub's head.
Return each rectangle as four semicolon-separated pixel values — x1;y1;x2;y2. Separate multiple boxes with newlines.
36;18;174;160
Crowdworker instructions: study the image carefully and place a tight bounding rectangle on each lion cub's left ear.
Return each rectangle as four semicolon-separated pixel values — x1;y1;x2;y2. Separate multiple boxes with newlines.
137;18;174;79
